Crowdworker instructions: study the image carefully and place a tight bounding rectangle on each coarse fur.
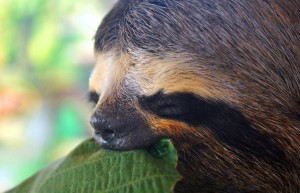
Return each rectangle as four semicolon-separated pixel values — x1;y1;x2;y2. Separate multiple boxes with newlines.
89;0;300;192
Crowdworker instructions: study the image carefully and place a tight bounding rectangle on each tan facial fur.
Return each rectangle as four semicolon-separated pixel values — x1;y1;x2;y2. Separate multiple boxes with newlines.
89;52;133;105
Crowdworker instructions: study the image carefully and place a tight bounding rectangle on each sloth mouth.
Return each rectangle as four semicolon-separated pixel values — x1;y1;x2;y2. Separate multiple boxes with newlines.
95;129;115;142
94;128;161;151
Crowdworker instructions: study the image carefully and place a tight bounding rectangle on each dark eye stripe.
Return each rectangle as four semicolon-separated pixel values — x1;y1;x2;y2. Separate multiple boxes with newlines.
139;91;287;165
88;91;100;105
139;91;190;119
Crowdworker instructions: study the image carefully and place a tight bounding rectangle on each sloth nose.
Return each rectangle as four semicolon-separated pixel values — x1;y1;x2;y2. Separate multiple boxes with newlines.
90;112;116;141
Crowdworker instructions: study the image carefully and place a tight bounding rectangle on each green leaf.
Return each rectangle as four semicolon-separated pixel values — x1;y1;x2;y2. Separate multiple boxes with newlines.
6;138;180;193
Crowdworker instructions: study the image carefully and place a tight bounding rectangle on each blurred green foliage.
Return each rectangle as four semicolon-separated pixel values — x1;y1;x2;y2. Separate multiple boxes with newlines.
0;0;116;191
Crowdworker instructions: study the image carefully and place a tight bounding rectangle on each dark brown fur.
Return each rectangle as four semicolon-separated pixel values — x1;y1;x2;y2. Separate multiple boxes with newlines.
91;0;300;192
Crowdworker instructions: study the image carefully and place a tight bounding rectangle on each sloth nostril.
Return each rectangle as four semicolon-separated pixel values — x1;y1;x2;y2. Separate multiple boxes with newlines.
90;114;107;129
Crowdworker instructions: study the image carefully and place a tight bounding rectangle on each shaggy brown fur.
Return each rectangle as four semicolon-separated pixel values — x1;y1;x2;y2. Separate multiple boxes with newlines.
90;0;300;192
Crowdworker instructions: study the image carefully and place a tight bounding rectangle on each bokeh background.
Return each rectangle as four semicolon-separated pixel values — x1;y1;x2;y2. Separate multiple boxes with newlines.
0;0;116;191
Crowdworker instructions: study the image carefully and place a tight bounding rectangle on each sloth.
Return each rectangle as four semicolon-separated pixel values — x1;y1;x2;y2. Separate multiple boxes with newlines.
88;0;300;192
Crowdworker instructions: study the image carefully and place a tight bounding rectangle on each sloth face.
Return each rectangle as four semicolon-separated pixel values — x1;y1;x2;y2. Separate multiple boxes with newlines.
88;34;235;148
88;52;212;150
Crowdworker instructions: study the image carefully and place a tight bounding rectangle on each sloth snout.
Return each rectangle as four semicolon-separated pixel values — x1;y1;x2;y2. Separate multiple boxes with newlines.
90;111;116;141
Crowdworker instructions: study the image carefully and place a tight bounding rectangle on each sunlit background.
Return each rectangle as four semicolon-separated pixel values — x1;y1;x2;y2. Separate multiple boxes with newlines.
0;0;116;191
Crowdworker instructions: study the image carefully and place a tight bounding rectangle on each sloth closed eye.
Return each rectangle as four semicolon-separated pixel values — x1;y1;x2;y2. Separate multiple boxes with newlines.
139;91;191;119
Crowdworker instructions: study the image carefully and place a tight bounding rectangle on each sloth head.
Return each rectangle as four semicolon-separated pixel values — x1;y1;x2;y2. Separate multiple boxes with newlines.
89;0;300;158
